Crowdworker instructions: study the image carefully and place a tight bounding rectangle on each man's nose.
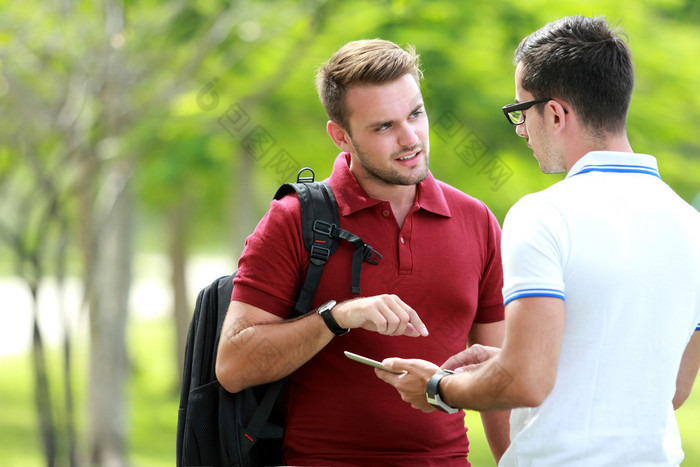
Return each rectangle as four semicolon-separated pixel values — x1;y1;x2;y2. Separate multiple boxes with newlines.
398;122;419;148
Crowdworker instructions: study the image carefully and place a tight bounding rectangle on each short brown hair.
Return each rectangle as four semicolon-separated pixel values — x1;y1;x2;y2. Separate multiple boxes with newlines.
315;39;422;132
515;16;634;136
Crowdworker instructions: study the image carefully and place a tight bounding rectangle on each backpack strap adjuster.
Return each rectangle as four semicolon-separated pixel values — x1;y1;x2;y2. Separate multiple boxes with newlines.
309;244;331;264
312;220;337;238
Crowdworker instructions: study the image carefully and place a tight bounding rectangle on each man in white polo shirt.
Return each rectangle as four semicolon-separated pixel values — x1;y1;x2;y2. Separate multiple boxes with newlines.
376;15;700;466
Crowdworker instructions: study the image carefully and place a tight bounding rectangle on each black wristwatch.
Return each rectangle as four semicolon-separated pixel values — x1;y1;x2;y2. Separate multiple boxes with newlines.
317;300;349;336
426;370;460;414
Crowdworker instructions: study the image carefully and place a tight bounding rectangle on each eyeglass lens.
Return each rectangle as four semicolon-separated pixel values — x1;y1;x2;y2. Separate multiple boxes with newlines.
508;110;524;124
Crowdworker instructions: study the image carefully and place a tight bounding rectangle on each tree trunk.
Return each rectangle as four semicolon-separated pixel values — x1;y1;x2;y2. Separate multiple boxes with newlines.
56;216;78;467
170;200;190;387
233;151;255;254
30;280;57;467
89;163;133;467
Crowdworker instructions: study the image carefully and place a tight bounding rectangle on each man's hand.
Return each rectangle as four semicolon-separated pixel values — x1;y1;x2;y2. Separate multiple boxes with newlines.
332;295;429;337
374;358;442;412
442;344;501;373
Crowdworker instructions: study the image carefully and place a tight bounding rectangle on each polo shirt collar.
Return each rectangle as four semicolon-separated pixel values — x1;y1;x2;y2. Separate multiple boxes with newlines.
327;152;451;218
566;151;661;180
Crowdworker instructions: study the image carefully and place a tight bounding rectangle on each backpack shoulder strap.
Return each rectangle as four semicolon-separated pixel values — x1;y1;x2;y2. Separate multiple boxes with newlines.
274;179;340;256
275;179;339;314
274;169;382;315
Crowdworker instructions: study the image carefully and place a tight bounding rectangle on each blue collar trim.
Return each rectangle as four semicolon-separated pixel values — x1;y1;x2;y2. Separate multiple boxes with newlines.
571;164;661;179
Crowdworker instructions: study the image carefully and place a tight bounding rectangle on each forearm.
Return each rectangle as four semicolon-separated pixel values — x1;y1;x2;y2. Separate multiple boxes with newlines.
480;409;510;464
451;321;522;412
218;294;428;393
674;331;700;409
441;358;532;412
216;305;334;393
443;297;564;411
378;298;563;418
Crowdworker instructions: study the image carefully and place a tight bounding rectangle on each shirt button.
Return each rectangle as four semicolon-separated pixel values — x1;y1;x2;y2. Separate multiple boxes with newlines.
382;210;391;217
400;237;405;244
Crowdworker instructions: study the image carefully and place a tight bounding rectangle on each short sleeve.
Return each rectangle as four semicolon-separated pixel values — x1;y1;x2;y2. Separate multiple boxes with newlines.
501;194;567;306
231;195;306;318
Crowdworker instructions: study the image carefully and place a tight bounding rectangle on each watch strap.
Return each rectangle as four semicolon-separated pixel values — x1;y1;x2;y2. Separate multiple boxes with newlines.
317;300;349;336
426;370;459;414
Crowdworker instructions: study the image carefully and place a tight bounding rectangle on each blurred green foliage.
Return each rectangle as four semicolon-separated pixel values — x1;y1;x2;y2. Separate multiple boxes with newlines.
1;0;699;464
144;0;700;253
1;0;699;257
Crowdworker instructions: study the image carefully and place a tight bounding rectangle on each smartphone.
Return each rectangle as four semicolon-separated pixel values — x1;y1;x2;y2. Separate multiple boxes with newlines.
344;351;405;374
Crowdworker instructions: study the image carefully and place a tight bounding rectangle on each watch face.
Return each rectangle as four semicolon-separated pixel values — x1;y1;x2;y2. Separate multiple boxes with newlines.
319;300;336;313
426;371;458;413
318;300;347;336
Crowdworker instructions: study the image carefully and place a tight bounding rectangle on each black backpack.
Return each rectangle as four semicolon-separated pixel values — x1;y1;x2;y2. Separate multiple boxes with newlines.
176;169;381;467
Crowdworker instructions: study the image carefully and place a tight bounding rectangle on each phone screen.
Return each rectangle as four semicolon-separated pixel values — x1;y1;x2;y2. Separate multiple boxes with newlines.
344;351;405;374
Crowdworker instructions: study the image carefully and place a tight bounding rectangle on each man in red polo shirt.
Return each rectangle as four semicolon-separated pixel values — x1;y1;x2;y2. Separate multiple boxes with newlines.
216;39;509;466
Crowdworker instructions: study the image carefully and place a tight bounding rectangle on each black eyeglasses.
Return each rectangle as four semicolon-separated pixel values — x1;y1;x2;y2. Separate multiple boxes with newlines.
502;97;566;125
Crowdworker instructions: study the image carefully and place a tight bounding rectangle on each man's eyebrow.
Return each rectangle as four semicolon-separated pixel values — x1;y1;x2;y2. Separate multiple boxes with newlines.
366;103;426;129
367;117;393;129
411;102;425;113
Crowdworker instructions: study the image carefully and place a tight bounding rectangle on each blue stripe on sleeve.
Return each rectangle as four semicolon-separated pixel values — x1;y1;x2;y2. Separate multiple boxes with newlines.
504;288;566;306
696;323;700;332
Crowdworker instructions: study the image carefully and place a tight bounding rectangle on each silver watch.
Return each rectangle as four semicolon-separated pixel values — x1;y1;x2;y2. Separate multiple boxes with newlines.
426;370;459;414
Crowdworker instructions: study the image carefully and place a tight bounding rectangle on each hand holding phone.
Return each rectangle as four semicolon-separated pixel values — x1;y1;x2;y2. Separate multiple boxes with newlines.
344;351;405;374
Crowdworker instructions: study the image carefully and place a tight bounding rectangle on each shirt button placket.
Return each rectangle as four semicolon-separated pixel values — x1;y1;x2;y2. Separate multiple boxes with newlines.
398;229;412;275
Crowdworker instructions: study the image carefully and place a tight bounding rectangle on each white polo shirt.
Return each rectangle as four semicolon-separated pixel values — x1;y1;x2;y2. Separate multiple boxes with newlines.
500;151;700;467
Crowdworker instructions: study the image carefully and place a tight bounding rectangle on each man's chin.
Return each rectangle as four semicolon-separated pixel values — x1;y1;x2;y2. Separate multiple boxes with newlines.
395;167;429;186
539;165;566;175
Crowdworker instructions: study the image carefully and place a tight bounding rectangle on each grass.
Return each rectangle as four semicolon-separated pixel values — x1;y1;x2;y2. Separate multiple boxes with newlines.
1;318;699;466
464;383;700;465
0;317;179;467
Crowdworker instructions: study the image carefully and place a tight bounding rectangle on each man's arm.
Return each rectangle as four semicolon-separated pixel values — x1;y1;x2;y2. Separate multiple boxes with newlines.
466;321;510;464
441;296;564;410
215;300;331;393
377;296;565;412
673;331;700;409
216;295;429;393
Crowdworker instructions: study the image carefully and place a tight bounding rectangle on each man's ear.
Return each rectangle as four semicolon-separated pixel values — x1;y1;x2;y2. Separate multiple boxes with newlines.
327;120;352;152
547;100;568;131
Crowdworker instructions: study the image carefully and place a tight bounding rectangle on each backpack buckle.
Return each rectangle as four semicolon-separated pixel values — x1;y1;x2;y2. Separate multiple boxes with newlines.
313;220;337;238
362;244;382;265
296;167;315;184
310;244;331;263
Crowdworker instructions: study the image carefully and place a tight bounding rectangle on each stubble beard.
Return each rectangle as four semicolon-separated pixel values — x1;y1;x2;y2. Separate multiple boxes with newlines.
354;141;430;187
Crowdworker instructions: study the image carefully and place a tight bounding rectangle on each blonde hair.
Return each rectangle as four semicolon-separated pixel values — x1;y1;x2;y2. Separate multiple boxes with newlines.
315;39;422;133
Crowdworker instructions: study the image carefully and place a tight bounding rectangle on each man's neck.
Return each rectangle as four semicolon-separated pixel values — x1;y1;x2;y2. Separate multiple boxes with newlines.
361;181;417;229
565;132;634;172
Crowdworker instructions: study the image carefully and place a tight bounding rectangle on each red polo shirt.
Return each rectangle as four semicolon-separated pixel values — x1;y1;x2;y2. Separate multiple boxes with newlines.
232;153;504;466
